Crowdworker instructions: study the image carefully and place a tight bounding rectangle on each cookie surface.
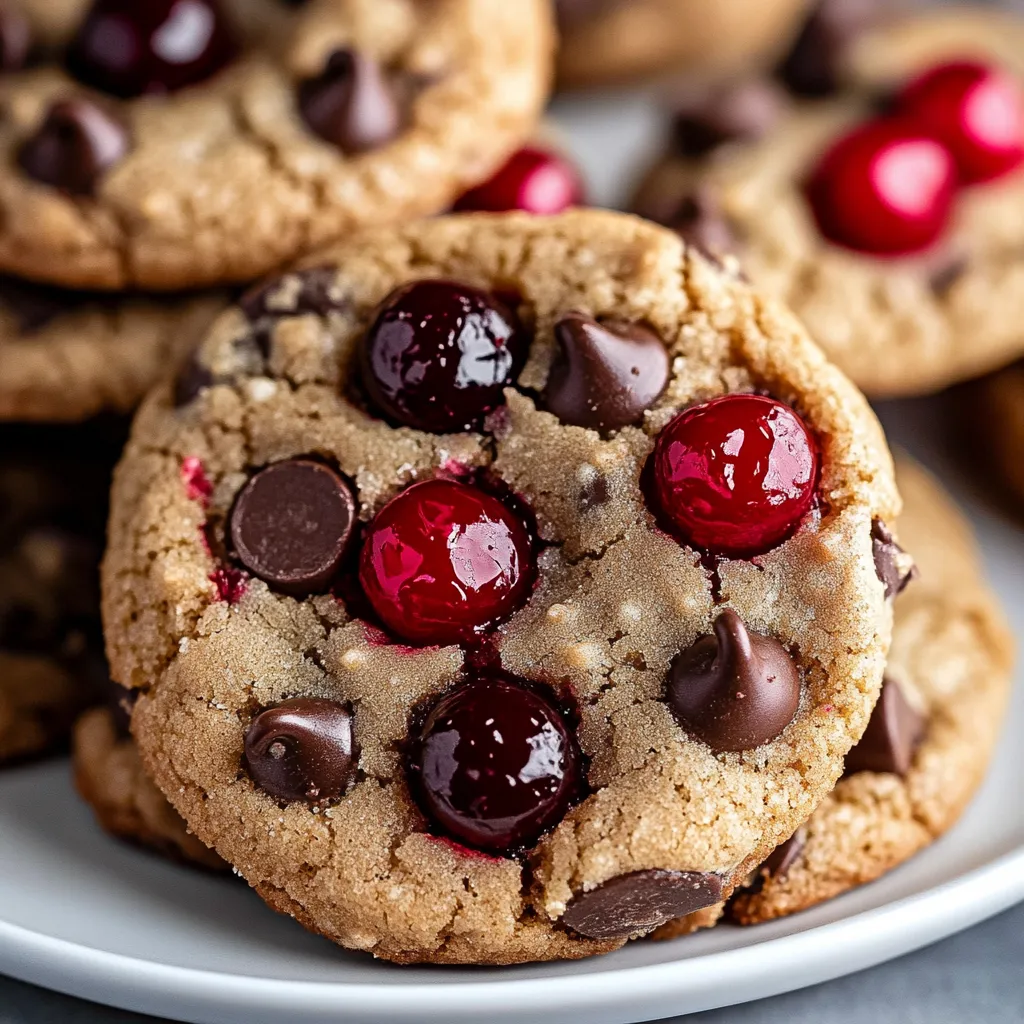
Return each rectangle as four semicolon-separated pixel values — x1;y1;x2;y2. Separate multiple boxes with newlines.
106;210;900;965
0;278;224;422
730;458;1013;923
0;0;553;291
556;0;811;90
73;705;227;870
633;7;1024;398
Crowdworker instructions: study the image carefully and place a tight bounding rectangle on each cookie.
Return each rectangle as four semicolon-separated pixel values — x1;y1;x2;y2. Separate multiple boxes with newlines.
0;0;553;291
73;703;227;870
632;5;1024;398
0;422;120;763
0;278;224;422
555;0;812;90
728;457;1013;924
105;210;901;965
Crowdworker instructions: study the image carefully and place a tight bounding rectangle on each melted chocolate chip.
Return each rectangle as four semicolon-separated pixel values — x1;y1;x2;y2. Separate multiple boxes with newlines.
760;827;806;882
229;459;357;596
0;3;31;72
845;678;926;777
563;869;724;939
238;266;341;322
668;610;801;753
19;98;129;195
172;358;215;408
299;49;402;153
244;697;358;804
672;79;784;157
871;519;916;600
544;313;669;432
668;188;738;263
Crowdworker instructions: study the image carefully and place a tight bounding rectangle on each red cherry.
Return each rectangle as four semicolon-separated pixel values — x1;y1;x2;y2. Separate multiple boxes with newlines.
805;119;957;255
651;394;818;558
358;479;534;646
411;678;580;853
453;146;584;214
898;61;1024;185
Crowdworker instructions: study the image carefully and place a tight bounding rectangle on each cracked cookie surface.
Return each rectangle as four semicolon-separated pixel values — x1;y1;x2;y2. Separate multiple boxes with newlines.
0;0;553;291
105;210;899;964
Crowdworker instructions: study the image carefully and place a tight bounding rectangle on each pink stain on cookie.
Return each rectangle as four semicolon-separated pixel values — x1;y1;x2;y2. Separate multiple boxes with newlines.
424;834;505;864
181;457;213;505
361;622;427;655
210;567;247;604
440;458;472;478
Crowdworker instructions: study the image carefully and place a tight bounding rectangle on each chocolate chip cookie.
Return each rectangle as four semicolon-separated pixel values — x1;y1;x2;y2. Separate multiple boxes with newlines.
555;0;812;90
0;422;120;763
0;277;224;421
633;5;1024;398
0;0;554;291
105;210;901;964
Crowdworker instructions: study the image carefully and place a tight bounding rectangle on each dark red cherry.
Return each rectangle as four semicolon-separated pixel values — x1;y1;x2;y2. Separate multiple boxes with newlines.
805;118;957;255
67;0;239;98
453;146;584;214
411;678;580;853
358;479;534;646
898;61;1024;185
360;280;526;434
651;394;818;558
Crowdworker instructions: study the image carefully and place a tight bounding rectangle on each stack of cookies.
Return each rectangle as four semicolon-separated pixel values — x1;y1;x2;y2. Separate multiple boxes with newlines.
1;0;1018;970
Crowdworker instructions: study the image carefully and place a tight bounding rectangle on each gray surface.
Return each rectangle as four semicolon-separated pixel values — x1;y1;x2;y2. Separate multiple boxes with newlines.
2;901;1023;1023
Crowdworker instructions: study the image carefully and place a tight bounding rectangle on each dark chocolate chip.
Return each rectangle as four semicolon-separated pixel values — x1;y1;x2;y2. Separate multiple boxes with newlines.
0;3;31;72
668;610;801;753
871;519;917;600
563;869;724;939
18;98;129;195
672;79;784;157
244;697;358;804
544;313;669;432
173;358;216;408
238;266;341;322
668;188;738;263
0;277;79;333
299;48;402;154
777;0;883;97
229;459;357;596
845;678;926;777
760;827;806;882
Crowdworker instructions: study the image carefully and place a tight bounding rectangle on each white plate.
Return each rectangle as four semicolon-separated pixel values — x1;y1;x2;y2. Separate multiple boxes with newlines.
1;97;1022;1024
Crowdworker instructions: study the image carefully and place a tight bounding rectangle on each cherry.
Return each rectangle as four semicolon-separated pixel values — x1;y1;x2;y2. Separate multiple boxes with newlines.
358;479;534;646
67;0;238;99
651;394;818;558
898;61;1024;185
410;678;581;853
359;280;526;434
453;146;584;214
805;118;957;255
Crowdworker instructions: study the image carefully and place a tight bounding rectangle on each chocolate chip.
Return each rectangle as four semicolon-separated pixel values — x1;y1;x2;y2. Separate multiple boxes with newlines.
0;3;31;72
668;188;738;263
563;869;724;939
238;266;341;322
672;79;784;157
172;358;215;408
668;610;801;753
299;49;402;154
845;678;925;777
930;255;967;297
544;313;669;432
244;697;358;804
760;827;806;882
777;0;883;97
229;459;357;596
0;277;79;333
871;519;916;600
18;98;129;195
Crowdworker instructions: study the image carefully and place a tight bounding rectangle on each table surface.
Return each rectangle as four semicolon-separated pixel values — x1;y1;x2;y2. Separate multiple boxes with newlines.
2;900;1021;1023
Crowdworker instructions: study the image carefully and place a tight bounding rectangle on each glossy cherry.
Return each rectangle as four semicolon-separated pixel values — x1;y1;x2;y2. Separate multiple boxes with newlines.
805;118;957;255
411;678;581;853
651;394;818;558
897;61;1024;185
359;280;526;434
66;0;238;98
358;479;534;646
453;146;584;214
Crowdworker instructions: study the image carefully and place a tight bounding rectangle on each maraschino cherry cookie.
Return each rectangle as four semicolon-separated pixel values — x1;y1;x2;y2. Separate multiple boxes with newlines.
106;210;903;965
0;278;224;422
632;5;1024;398
0;0;554;291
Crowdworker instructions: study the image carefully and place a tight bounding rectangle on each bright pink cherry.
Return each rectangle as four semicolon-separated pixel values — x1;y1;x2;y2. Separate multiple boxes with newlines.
454;146;584;214
358;479;534;646
805;119;957;255
898;61;1024;185
651;394;818;558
